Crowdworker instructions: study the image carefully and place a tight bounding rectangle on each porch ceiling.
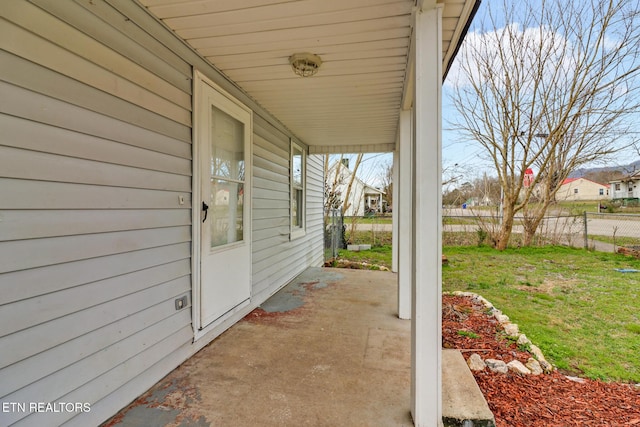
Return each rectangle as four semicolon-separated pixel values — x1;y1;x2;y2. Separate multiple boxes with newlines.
139;0;478;153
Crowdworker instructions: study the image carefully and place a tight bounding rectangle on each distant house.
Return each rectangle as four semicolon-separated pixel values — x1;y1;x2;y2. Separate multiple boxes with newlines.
610;170;640;200
556;177;609;201
463;196;493;207
327;161;385;216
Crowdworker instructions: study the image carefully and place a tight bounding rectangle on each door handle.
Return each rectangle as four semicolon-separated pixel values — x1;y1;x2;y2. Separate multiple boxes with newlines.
202;201;209;223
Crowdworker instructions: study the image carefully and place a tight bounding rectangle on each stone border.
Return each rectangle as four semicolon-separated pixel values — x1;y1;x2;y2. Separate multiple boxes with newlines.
326;259;390;271
446;291;555;376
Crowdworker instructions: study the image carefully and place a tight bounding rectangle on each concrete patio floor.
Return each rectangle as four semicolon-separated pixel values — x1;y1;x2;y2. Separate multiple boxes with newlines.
104;267;414;427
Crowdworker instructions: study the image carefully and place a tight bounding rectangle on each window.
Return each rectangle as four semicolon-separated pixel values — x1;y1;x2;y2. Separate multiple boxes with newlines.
290;141;305;238
209;105;245;248
599;189;604;196
615;183;621;191
574;189;579;194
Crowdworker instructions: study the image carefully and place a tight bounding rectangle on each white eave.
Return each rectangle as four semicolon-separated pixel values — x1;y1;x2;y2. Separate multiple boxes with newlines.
139;0;479;154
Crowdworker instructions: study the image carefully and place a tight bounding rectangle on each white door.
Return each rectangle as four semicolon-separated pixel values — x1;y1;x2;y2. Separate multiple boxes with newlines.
195;73;251;331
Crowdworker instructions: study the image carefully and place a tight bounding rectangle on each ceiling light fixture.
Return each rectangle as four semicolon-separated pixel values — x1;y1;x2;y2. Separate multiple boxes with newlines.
289;52;322;77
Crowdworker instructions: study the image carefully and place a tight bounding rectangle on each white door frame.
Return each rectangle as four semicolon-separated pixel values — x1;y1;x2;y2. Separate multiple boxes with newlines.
192;70;253;340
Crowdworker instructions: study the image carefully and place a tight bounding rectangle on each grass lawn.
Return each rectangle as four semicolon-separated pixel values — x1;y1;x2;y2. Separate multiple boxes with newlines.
333;241;640;382
443;246;640;382
588;234;640;247
335;245;392;268
343;216;392;225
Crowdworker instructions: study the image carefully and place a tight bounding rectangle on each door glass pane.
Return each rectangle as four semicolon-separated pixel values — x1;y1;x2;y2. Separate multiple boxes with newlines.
209;104;245;249
211;105;244;181
210;179;244;247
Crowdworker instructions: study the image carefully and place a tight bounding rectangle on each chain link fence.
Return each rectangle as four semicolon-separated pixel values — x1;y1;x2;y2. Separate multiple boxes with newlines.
324;209;345;261
584;212;640;251
325;210;640;259
443;212;640;251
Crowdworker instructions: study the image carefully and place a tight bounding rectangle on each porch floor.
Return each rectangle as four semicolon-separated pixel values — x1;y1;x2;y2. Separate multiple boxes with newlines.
104;267;414;427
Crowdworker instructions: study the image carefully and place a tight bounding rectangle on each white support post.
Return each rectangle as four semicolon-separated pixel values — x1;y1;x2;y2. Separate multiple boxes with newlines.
411;5;443;427
398;110;413;320
391;150;399;273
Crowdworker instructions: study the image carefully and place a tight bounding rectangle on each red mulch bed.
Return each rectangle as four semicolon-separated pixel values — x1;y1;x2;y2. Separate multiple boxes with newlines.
443;294;640;427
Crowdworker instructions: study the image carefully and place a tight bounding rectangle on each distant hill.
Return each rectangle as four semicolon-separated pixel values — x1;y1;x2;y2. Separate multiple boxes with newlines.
569;159;640;180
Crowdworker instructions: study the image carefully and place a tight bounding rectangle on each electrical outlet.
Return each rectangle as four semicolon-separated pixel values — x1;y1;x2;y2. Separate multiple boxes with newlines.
175;296;188;310
178;195;185;205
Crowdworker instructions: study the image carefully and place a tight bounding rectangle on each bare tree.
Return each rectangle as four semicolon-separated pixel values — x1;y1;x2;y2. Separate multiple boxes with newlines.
324;154;366;217
379;160;393;211
449;0;640;249
339;154;364;216
324;153;344;227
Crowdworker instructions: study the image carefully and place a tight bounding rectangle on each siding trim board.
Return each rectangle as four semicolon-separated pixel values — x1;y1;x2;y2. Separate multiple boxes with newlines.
0;1;324;425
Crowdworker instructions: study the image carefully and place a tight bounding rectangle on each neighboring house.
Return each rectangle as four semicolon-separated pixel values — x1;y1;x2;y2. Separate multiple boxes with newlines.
556;177;610;201
464;196;493;207
610;170;640;199
0;1;478;426
327;161;385;216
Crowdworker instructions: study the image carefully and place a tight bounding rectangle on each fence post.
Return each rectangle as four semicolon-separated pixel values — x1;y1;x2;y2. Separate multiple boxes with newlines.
583;211;588;249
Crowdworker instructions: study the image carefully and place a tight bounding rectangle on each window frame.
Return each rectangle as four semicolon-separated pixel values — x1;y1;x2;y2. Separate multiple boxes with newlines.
290;140;306;240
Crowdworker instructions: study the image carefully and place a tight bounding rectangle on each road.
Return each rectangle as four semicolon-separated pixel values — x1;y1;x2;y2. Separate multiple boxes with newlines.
354;216;640;238
351;212;640;253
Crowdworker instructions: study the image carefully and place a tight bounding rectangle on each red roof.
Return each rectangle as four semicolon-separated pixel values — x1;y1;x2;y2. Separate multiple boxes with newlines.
562;177;579;185
562;177;608;187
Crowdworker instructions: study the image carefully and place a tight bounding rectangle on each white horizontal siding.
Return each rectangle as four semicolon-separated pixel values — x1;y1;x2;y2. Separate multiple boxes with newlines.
13;324;193;427
0;2;193;426
1;226;190;274
0;178;192;210
3;309;192;425
0;294;185;398
0;243;190;305
0;1;324;426
0;2;191;125
0;209;191;241
251;116;324;298
0;82;192;159
1;114;191;174
0;50;191;142
0;259;191;338
0;275;191;371
0;146;190;192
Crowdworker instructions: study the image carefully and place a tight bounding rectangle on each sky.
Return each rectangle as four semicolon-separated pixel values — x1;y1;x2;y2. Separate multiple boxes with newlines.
341;0;640;189
441;0;640;185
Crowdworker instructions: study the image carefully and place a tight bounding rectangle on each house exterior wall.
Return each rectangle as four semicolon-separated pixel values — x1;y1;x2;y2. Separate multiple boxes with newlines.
341;179;367;217
327;163;383;217
251;115;324;300
610;180;640;199
556;178;609;201
0;1;322;426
